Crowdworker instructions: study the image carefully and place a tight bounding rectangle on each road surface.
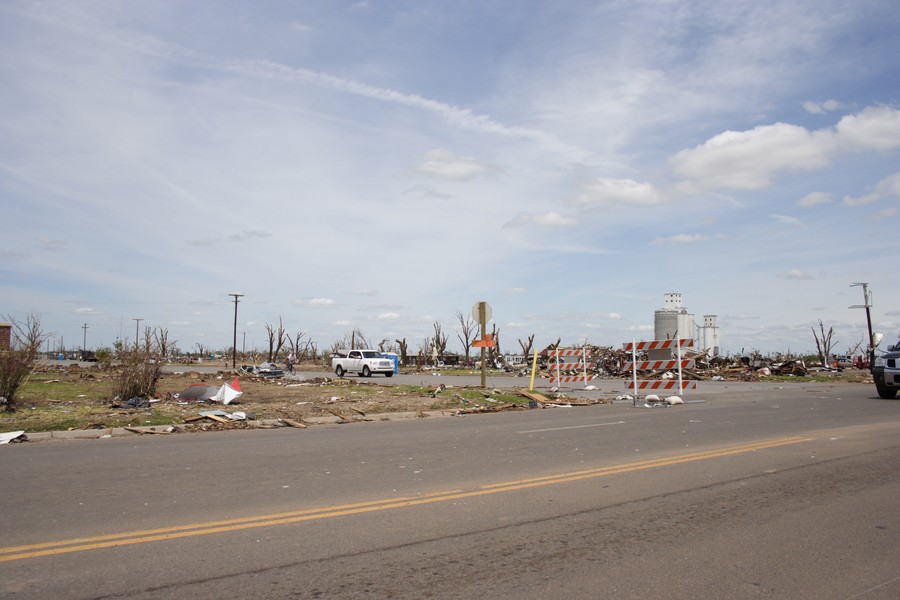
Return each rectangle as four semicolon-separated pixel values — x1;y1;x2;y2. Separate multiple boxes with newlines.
1;381;898;599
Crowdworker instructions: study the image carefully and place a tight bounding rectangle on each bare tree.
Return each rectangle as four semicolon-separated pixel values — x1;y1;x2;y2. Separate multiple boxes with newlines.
288;331;306;356
812;320;838;366
152;327;173;358
264;317;287;361
0;312;49;409
518;334;535;360
486;323;501;364
395;338;409;365
433;321;448;357
342;327;371;350
456;310;478;367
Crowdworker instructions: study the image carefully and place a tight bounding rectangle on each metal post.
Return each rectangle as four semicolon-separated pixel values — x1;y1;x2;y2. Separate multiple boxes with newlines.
631;340;639;407
479;302;487;388
82;323;88;353
133;318;142;350
229;293;244;369
850;283;875;367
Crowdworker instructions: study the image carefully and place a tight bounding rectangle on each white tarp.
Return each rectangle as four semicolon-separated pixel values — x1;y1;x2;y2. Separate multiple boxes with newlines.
212;377;243;405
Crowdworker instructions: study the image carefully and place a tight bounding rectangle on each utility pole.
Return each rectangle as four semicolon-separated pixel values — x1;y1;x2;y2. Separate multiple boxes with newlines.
850;282;874;367
81;323;89;353
229;293;244;369
133;318;143;350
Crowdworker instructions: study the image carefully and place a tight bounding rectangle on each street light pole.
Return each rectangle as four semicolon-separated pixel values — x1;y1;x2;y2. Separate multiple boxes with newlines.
229;293;244;369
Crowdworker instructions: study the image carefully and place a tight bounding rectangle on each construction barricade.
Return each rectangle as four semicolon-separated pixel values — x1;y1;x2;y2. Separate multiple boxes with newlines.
548;347;595;387
623;338;696;405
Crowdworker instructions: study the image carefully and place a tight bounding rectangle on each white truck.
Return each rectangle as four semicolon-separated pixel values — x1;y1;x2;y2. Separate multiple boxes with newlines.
332;349;395;378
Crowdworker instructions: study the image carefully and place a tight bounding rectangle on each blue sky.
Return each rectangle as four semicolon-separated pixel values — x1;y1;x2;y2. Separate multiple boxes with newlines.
1;0;898;357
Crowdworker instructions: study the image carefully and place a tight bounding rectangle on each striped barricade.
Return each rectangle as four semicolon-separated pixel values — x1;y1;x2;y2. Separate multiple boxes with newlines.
624;337;696;402
623;359;695;371
626;380;697;391
623;339;694;351
548;347;595;386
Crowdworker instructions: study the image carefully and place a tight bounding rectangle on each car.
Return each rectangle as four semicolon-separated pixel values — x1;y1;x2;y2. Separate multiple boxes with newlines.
332;349;395;377
872;340;900;399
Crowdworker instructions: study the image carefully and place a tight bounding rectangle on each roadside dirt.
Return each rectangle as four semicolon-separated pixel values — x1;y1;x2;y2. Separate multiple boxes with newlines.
1;362;531;433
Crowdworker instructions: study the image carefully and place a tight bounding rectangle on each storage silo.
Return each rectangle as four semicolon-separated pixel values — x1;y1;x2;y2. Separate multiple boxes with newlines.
702;315;720;358
651;293;695;360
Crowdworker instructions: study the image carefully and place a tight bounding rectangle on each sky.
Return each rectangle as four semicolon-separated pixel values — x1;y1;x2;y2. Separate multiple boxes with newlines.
2;0;899;358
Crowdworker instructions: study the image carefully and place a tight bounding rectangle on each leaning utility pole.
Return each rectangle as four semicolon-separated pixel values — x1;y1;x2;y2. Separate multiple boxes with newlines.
850;282;874;366
229;293;244;369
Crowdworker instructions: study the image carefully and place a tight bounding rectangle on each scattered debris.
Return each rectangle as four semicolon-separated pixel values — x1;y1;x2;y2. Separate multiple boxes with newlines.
0;430;27;444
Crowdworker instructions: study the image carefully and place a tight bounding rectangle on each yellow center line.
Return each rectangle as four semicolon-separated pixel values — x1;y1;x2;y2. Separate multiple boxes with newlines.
0;436;811;563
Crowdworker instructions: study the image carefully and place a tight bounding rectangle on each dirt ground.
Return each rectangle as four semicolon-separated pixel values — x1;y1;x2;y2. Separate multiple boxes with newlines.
1;361;874;435
1;362;533;433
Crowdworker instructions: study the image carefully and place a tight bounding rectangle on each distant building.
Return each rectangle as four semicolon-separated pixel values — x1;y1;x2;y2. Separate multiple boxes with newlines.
702;315;720;358
649;293;719;359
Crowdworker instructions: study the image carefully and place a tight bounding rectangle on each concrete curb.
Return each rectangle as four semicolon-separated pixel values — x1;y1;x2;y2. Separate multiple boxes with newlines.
12;409;457;443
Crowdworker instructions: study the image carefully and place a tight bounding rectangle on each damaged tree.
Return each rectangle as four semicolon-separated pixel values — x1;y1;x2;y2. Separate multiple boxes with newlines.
264;317;287;361
456;310;478;367
812;320;837;367
0;312;48;410
395;338;409;366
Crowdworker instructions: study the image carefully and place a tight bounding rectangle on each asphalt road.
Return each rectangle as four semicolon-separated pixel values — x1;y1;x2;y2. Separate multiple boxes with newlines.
2;381;899;599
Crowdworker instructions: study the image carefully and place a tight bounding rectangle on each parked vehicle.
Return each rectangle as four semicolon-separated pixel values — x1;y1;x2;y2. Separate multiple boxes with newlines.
332;349;395;378
872;340;900;399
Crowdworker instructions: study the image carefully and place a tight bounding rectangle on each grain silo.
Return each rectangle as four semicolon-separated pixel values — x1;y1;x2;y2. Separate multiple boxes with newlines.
701;315;720;358
650;293;696;360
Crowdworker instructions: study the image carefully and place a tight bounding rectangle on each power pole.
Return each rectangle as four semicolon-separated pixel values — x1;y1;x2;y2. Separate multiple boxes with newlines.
229;293;244;369
81;323;89;353
133;318;143;350
850;282;874;367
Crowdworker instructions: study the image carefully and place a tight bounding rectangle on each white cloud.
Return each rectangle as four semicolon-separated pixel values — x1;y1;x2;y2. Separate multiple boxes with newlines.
607;313;622;320
803;99;842;114
780;269;813;280
770;214;803;227
413;149;499;181
508;287;528;295
843;172;900;206
378;312;400;320
503;211;577;228
797;192;833;207
835;106;900;152
349;289;377;296
671;123;835;191
650;233;709;245
307;298;336;308
570;178;663;208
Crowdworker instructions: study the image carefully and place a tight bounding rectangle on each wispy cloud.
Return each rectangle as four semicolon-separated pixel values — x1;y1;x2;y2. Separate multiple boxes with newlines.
843;172;900;206
779;269;813;280
413;149;500;181
770;214;804;227
650;233;709;245
570;178;663;208
797;192;833;207
504;211;577;228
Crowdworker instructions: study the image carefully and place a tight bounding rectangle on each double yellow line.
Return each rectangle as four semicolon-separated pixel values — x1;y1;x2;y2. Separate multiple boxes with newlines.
0;436;810;563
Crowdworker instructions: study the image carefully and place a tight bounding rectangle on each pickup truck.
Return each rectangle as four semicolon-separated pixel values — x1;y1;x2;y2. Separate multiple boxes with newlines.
872;339;900;399
332;349;395;378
